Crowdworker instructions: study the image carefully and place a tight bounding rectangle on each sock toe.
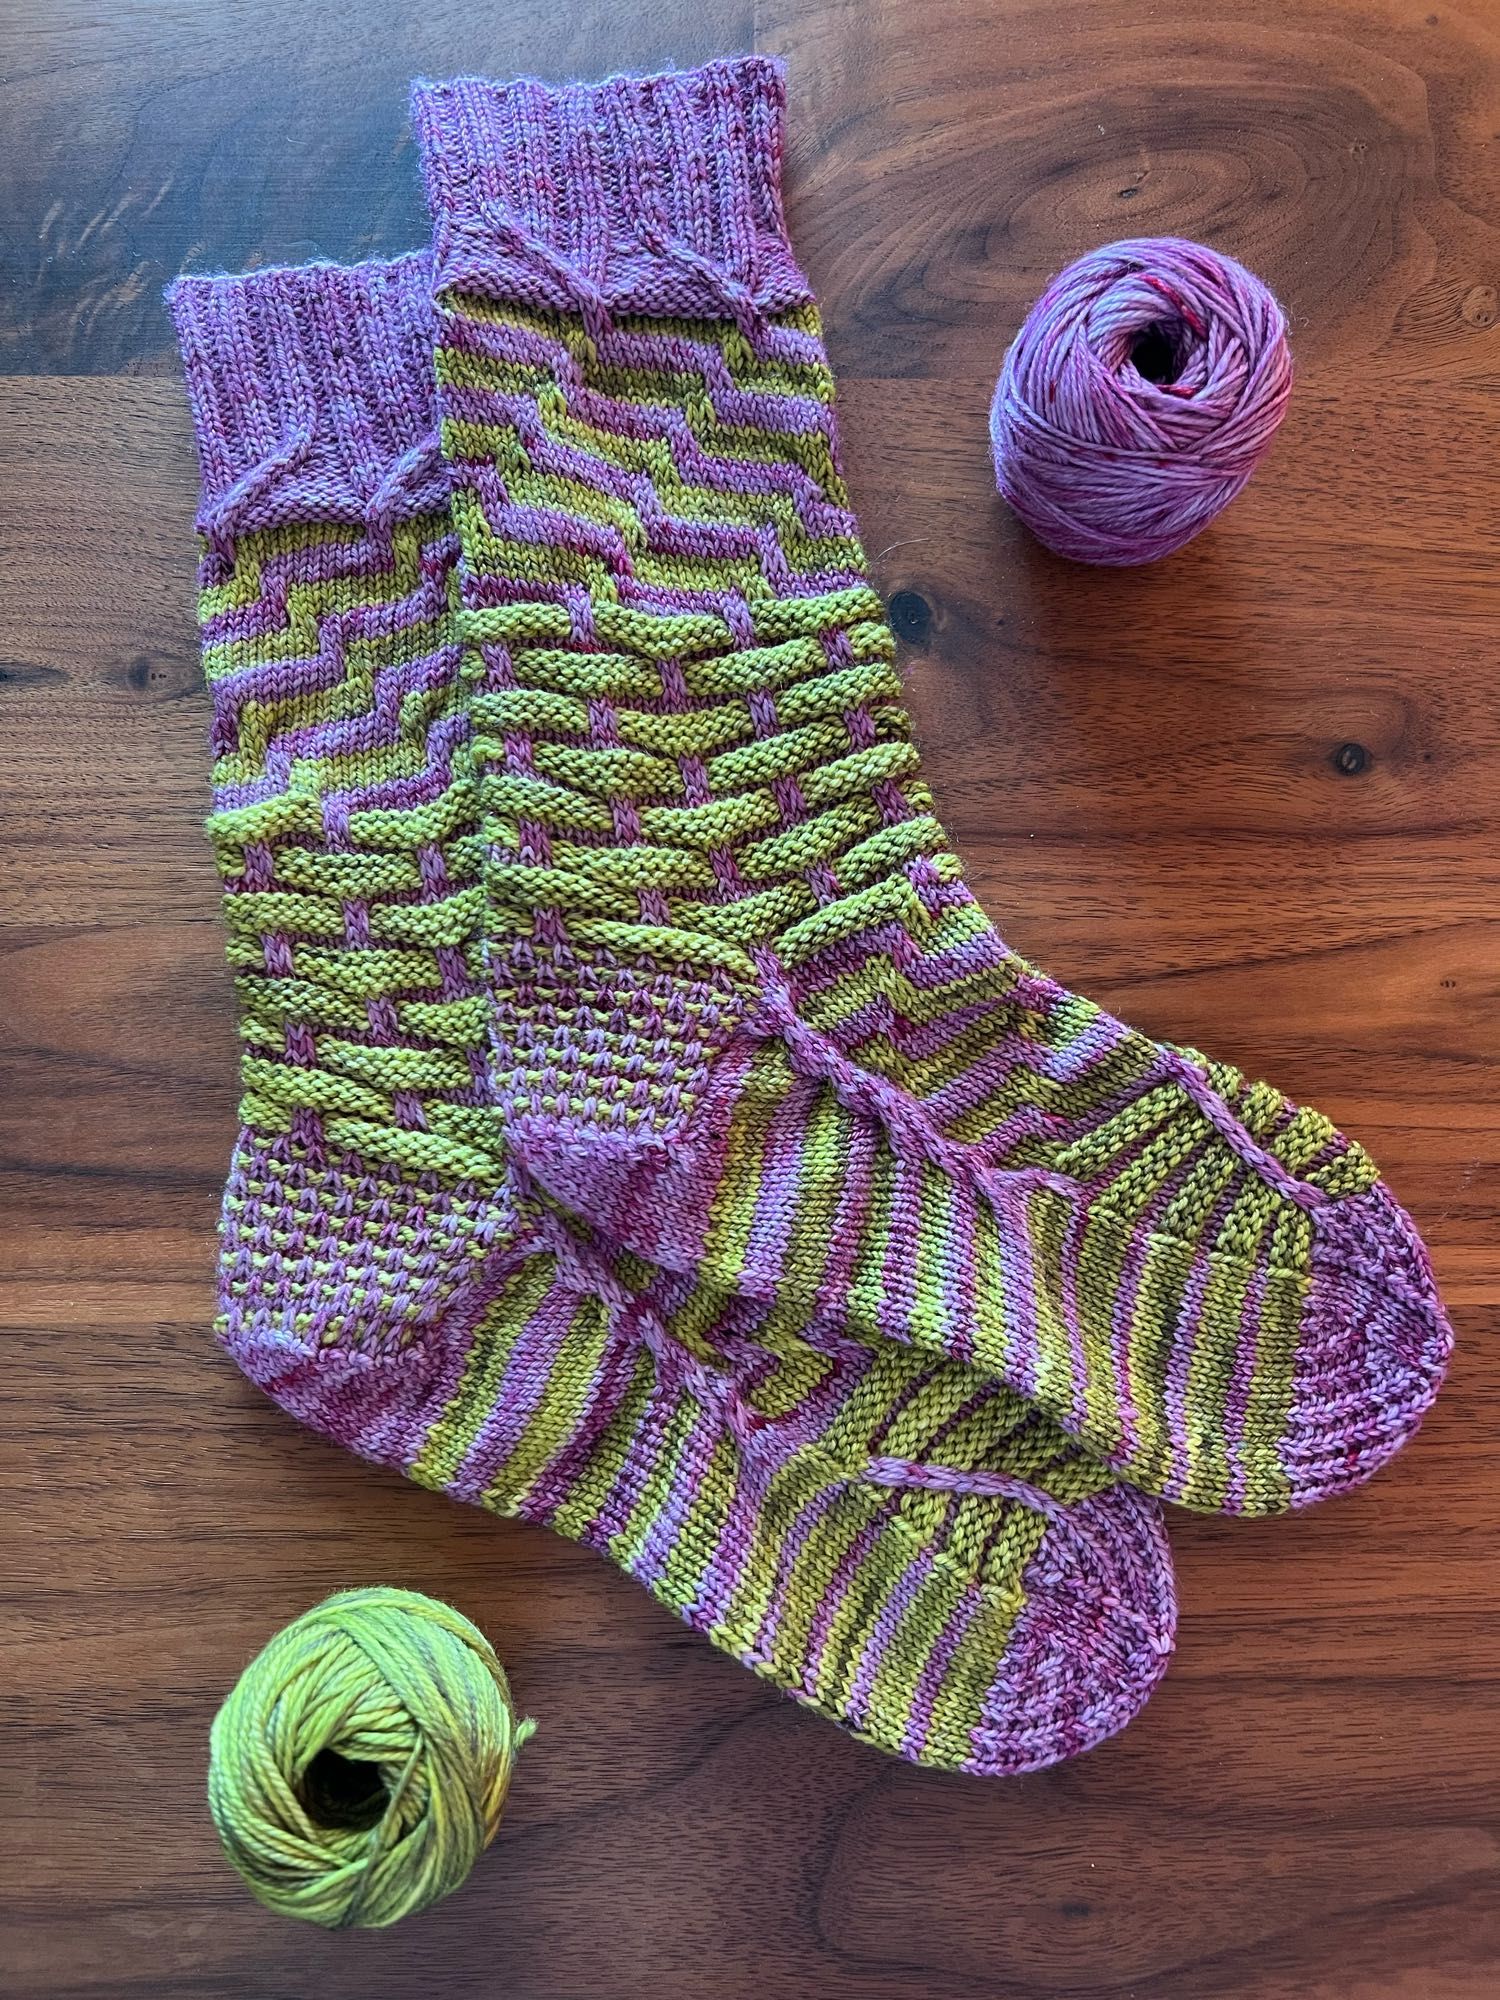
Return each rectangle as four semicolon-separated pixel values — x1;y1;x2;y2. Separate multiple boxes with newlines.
1280;1183;1454;1506
960;1481;1176;1775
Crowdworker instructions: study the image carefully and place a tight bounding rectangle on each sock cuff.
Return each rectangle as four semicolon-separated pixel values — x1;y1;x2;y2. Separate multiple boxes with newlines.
411;56;814;324
166;252;447;546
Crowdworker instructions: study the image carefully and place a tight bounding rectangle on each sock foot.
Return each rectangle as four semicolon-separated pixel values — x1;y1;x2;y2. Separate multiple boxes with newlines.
395;1251;1179;1774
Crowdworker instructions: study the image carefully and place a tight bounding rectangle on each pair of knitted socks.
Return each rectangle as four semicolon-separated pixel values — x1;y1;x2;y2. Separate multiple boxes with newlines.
170;57;1450;1775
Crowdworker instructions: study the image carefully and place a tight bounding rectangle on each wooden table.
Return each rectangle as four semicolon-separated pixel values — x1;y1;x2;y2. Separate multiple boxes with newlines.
4;3;1496;1994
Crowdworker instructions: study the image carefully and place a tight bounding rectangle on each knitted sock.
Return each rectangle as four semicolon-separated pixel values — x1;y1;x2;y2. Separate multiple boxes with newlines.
414;57;1451;1517
406;1228;1176;1775
169;252;1176;1774
168;254;528;1427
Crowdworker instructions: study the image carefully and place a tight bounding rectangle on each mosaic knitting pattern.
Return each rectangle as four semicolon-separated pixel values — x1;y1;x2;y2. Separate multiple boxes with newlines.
170;257;524;1381
169;250;1177;1775
415;59;1451;1518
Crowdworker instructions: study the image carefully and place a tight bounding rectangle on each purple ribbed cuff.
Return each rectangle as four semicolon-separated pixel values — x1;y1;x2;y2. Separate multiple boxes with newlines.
412;57;813;326
166;253;447;545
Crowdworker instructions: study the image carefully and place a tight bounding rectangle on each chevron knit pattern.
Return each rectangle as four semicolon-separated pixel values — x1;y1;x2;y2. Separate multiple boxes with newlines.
415;58;1452;1518
169;251;1177;1775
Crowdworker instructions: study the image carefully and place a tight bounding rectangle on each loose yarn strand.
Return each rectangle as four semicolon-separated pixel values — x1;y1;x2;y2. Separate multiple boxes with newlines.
334;1737;425;1933
990;236;1293;564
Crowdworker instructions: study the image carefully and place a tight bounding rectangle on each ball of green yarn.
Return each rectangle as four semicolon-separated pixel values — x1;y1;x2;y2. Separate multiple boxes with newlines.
208;1587;535;1929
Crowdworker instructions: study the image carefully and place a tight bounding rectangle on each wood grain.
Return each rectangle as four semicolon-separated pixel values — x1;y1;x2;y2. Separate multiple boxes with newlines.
2;2;1496;1996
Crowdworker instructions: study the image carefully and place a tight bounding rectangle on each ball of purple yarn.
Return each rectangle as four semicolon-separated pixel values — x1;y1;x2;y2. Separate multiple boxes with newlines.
989;237;1293;565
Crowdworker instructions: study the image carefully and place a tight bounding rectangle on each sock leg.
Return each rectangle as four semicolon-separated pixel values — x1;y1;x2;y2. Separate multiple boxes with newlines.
414;60;1451;1515
170;255;540;1462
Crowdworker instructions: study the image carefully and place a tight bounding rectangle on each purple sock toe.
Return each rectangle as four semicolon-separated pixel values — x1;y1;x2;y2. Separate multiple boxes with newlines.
963;1480;1177;1774
1282;1184;1454;1504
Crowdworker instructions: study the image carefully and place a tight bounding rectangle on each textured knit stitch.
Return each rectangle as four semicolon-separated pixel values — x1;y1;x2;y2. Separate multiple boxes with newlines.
170;255;524;1357
169;250;1177;1775
414;58;1452;1518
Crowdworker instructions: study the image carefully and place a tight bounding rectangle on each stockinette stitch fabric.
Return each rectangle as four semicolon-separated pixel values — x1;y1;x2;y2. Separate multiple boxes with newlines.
167;251;1177;1775
414;56;1451;1517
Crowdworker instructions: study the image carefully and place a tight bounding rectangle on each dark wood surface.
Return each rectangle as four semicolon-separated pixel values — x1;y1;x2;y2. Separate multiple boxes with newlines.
3;3;1497;1995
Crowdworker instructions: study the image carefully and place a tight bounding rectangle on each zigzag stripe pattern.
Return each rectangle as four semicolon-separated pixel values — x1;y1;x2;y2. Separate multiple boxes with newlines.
432;272;1450;1517
199;509;523;1351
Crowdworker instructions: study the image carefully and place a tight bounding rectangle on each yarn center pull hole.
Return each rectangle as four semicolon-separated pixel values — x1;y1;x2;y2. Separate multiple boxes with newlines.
301;1748;390;1831
1129;323;1185;384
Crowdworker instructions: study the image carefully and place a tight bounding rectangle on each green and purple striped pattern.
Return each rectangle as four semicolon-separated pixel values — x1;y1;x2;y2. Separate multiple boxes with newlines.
406;1245;1175;1773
